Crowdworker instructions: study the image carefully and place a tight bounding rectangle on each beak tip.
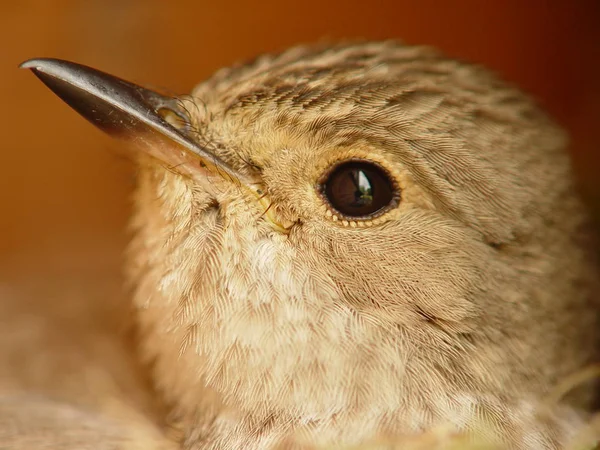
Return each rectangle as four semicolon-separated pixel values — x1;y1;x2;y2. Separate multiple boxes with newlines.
19;58;63;75
19;58;42;70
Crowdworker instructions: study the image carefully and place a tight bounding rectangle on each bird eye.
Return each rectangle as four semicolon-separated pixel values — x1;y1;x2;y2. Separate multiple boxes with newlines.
318;160;399;219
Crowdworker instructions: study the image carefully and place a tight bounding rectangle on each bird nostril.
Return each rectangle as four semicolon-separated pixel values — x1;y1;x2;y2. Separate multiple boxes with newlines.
157;107;190;132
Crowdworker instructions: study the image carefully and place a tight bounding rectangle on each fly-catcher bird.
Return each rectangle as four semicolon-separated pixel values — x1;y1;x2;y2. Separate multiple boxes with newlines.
9;41;600;449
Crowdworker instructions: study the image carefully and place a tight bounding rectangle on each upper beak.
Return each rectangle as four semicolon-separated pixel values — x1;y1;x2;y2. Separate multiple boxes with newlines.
20;58;289;231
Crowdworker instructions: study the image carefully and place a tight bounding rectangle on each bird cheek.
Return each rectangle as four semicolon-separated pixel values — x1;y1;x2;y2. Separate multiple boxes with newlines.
295;217;483;329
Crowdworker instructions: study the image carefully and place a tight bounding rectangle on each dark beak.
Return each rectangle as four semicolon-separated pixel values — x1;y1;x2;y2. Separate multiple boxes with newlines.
20;58;291;231
19;58;261;191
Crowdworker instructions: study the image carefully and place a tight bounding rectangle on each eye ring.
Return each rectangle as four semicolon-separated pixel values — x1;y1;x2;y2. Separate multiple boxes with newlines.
317;158;401;221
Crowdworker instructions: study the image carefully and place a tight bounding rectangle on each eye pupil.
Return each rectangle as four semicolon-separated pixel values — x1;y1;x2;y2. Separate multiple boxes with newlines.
320;160;397;219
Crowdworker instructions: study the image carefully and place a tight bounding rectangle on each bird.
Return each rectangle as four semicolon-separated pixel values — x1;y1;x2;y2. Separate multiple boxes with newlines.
12;40;600;449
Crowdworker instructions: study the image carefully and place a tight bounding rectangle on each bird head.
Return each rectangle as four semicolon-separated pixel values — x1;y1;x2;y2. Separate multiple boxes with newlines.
21;41;598;447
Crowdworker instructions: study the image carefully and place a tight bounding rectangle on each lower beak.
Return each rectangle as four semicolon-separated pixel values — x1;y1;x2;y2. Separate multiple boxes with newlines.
20;58;289;232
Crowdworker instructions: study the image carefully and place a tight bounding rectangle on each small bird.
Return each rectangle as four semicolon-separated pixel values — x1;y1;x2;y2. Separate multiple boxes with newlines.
14;41;600;449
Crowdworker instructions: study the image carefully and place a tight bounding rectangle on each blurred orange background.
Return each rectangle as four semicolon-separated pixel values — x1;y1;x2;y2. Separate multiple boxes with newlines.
1;0;599;303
